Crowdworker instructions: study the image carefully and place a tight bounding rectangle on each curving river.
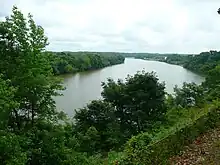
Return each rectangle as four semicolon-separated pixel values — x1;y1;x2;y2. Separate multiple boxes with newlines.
55;58;205;116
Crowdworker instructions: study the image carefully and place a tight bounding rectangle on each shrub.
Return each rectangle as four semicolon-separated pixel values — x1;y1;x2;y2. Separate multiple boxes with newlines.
119;101;220;165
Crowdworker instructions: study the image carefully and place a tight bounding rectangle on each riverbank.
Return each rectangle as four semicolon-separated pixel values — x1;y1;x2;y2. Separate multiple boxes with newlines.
149;58;206;77
133;53;210;77
55;58;204;115
141;51;220;77
47;51;125;75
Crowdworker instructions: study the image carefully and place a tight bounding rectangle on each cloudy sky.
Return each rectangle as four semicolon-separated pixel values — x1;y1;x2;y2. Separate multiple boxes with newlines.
1;0;220;53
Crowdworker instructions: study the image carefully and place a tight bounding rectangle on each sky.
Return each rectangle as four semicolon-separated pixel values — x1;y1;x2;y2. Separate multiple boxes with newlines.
1;0;220;53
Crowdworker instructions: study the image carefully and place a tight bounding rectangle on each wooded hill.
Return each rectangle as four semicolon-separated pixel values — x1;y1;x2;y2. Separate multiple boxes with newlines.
1;7;220;165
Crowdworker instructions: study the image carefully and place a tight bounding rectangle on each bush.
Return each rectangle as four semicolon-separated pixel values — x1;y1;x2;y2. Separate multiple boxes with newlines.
119;101;220;165
0;131;28;165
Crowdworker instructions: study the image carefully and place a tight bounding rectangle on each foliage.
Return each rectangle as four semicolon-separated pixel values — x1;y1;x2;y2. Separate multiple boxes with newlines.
140;51;220;77
182;51;220;74
0;7;96;165
74;71;167;155
0;6;63;132
170;125;220;164
0;77;18;129
164;54;191;65
116;51;220;165
128;53;192;65
74;100;122;154
48;51;125;75
102;71;167;135
0;131;27;165
120;102;220;165
162;51;220;101
203;64;220;99
23;122;104;165
172;82;205;108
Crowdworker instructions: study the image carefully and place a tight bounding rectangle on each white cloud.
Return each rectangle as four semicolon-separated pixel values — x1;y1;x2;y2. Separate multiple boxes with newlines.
1;0;220;53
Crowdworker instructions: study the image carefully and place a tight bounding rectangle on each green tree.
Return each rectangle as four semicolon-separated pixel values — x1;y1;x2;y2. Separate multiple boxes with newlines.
173;82;205;108
203;64;220;99
102;71;167;135
0;131;28;165
50;52;125;75
0;77;18;130
0;6;62;131
0;6;107;165
74;100;121;154
64;64;74;73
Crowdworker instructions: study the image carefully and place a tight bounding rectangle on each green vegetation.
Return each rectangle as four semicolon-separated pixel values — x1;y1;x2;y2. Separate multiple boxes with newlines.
122;53;192;65
1;7;220;165
73;71;167;156
48;52;125;75
160;51;220;100
120;102;220;164
148;51;220;75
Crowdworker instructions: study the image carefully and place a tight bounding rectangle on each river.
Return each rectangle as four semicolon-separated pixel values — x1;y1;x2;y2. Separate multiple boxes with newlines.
55;58;205;116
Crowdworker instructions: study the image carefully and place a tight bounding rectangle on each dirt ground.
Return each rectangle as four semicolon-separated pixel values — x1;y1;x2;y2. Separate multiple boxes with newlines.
169;127;220;165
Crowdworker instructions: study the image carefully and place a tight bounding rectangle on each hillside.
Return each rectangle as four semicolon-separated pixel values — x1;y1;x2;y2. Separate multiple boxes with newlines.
1;7;220;165
170;126;220;165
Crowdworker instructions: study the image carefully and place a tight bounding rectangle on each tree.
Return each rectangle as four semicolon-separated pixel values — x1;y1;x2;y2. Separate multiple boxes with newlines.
74;100;121;154
102;71;167;135
49;52;125;75
182;51;220;74
218;8;220;14
0;6;62;131
0;131;28;165
0;6;117;164
203;64;220;99
173;82;205;108
0;77;19;130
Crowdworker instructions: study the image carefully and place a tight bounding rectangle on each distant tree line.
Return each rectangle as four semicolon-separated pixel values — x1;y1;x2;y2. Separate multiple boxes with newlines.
183;51;220;74
47;52;125;75
132;51;220;75
158;51;220;75
128;53;193;65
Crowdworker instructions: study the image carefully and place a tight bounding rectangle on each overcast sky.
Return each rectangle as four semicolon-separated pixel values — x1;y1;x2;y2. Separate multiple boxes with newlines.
1;0;220;53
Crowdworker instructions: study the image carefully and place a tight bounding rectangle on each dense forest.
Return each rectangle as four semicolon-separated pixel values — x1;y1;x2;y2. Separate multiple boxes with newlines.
1;7;220;165
133;51;220;75
157;51;220;75
122;53;193;64
47;52;125;75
